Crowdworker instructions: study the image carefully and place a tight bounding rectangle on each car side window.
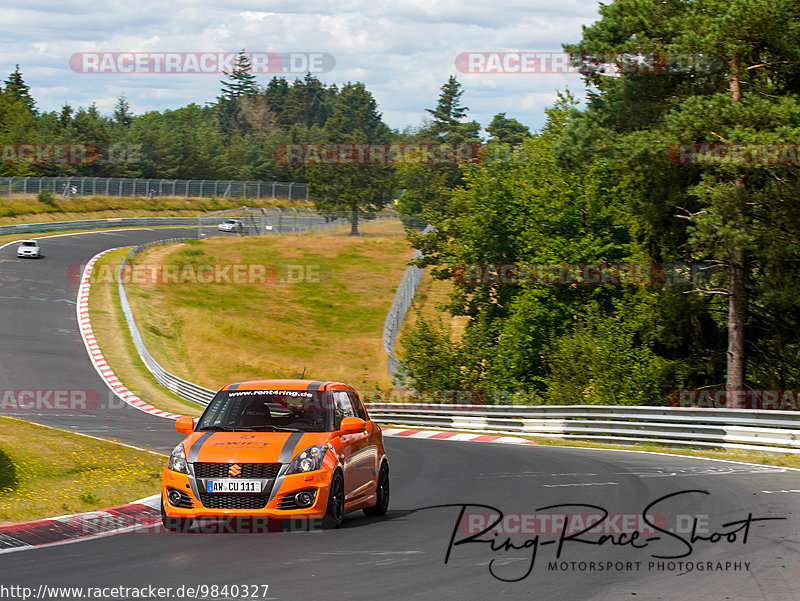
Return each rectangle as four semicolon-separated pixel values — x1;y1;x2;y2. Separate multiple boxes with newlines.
347;391;367;421
332;391;356;429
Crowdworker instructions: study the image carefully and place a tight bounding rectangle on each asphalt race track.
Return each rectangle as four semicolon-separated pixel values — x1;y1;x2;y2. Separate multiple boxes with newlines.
1;228;799;601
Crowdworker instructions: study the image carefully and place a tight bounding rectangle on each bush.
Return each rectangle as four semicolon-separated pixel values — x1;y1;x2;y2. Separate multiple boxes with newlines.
541;313;673;405
36;189;57;207
396;317;464;390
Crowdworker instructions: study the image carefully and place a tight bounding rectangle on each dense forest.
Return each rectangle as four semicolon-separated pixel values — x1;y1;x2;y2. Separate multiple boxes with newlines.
401;0;800;408
3;0;800;407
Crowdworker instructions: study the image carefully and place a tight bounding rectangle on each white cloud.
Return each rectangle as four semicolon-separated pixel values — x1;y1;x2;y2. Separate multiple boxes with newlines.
0;0;601;131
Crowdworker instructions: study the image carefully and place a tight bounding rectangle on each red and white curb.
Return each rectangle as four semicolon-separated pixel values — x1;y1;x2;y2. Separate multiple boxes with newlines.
0;495;162;554
382;428;538;445
77;249;182;421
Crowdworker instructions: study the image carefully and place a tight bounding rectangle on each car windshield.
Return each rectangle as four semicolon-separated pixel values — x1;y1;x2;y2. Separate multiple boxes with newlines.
21;241;36;247
224;219;237;224
197;389;332;433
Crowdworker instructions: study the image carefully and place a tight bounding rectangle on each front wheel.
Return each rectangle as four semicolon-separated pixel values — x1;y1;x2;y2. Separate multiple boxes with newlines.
323;472;345;529
364;462;389;517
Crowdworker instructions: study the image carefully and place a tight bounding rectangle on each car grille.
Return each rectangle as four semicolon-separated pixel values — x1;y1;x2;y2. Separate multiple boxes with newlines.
193;463;281;479
198;493;270;510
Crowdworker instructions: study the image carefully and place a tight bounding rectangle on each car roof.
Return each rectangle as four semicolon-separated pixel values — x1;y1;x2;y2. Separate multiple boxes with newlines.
219;378;354;392
19;239;38;244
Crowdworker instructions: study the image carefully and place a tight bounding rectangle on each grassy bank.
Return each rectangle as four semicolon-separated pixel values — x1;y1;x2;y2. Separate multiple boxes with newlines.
120;219;412;391
0;194;312;224
0;417;165;524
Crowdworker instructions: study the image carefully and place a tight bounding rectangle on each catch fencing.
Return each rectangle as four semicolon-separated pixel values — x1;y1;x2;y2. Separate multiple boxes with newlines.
0;209;393;237
382;224;435;379
0;176;309;200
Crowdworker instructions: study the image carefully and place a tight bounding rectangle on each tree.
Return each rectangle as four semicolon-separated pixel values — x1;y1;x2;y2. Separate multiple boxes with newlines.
113;95;133;126
3;65;36;114
218;51;259;101
486;113;530;146
425;75;469;138
305;83;394;234
59;103;73;127
281;73;335;128
397;76;481;218
217;51;260;137
562;0;800;404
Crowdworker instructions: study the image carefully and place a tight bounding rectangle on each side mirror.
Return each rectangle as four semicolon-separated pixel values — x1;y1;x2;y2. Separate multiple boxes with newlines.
340;417;366;434
175;416;194;434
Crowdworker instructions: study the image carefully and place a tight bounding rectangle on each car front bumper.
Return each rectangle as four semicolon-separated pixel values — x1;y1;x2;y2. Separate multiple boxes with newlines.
161;467;332;520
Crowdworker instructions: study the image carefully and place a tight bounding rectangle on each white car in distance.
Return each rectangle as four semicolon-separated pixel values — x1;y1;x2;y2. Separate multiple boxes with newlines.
217;218;245;232
17;239;41;259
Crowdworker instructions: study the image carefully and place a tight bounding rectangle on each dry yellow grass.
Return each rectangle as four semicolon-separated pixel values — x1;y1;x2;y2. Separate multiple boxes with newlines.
125;219;414;391
398;270;468;346
88;249;204;417
0;195;312;224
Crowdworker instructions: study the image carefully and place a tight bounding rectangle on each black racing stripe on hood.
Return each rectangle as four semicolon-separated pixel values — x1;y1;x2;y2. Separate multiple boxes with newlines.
278;432;304;464
187;432;214;463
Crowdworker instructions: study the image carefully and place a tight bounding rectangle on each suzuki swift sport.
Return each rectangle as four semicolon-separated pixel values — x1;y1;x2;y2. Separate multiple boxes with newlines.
161;379;389;531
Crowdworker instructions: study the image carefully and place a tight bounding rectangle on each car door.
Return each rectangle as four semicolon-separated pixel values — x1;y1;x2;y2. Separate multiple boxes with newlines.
347;390;380;491
331;390;371;501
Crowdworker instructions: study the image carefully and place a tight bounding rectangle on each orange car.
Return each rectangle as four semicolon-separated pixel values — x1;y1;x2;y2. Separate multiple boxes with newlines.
161;379;389;531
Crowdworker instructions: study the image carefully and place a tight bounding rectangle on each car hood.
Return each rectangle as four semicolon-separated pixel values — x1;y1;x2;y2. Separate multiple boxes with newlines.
183;431;331;464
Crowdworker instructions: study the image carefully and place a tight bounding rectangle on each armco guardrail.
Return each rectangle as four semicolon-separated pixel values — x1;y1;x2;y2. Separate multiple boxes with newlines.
114;212;400;406
0;216;199;236
118;238;216;406
0;210;394;238
364;403;800;453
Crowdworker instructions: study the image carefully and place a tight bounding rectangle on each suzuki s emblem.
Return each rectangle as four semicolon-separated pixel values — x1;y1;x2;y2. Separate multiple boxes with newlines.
228;464;242;477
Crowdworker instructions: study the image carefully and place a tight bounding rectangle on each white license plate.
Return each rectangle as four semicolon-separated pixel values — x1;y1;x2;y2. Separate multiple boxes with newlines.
206;479;262;493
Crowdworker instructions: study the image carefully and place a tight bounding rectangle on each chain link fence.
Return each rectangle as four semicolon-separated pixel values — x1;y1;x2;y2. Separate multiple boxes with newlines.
383;224;435;380
0;176;309;200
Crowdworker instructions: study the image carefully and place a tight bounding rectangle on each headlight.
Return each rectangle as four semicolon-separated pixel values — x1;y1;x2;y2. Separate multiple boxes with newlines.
286;445;328;474
168;444;189;474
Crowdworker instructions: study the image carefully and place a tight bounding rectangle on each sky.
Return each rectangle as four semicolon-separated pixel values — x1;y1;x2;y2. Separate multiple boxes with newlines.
0;0;604;133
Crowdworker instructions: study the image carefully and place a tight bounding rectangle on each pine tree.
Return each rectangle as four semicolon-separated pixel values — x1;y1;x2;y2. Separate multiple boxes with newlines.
113;95;133;126
218;51;259;102
3;65;36;114
305;82;393;234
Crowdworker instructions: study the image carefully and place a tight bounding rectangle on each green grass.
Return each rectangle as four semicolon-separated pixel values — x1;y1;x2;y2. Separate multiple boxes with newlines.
0;416;166;523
